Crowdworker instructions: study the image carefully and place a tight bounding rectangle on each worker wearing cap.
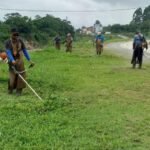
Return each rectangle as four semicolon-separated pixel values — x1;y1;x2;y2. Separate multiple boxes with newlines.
5;28;34;95
65;33;73;52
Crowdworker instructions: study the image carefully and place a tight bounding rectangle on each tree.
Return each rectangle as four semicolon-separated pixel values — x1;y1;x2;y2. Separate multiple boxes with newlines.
0;12;75;48
4;13;33;35
143;5;150;22
131;8;143;24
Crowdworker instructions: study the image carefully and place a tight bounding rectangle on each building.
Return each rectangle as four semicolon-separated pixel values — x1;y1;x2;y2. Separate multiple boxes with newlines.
81;26;94;35
80;20;103;35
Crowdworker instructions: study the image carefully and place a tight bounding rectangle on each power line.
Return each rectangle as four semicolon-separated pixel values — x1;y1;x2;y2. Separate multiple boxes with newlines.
0;6;147;13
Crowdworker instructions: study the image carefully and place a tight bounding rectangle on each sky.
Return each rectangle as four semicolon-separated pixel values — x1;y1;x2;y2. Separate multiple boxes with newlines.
0;0;149;28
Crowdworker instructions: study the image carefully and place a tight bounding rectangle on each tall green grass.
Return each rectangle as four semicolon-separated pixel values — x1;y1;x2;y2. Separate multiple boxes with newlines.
0;39;150;149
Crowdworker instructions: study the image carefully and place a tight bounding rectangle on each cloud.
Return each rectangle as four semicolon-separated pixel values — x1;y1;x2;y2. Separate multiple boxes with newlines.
0;0;149;28
93;0;148;7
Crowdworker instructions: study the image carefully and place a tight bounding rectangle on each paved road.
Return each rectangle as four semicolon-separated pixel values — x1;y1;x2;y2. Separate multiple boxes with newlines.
106;41;150;63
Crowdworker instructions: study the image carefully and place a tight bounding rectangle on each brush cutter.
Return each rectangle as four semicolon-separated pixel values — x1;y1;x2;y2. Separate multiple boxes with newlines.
11;64;43;101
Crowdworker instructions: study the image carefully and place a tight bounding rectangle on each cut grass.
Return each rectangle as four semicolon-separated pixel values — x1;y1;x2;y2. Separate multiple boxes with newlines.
0;38;150;149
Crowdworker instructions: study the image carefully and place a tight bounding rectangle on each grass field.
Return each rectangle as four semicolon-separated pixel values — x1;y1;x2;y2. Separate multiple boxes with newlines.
0;38;150;149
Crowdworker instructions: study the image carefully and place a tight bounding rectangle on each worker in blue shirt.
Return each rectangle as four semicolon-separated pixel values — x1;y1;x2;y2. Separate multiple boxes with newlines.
95;32;104;55
5;28;34;95
96;32;104;43
131;32;143;69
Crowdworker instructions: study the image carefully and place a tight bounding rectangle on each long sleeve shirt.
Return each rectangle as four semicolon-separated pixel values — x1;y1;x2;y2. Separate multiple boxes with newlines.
5;38;30;62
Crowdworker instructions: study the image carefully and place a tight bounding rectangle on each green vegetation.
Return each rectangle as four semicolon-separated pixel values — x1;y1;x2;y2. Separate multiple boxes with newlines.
104;5;150;37
0;13;74;50
0;38;150;149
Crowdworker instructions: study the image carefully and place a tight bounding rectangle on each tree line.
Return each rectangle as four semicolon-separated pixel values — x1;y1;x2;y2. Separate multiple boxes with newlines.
104;5;150;37
0;13;74;50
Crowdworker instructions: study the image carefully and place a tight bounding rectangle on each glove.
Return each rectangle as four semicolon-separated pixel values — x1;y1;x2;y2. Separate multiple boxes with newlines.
12;61;16;65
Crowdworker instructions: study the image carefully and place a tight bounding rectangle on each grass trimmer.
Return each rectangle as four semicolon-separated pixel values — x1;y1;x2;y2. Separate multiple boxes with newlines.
12;65;43;101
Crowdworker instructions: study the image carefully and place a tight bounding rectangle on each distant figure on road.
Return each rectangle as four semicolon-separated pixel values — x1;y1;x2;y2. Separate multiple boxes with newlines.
95;32;104;55
54;33;61;50
131;32;146;69
65;33;73;52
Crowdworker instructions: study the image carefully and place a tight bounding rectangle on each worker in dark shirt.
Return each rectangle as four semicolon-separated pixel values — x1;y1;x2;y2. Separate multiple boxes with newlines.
54;33;61;50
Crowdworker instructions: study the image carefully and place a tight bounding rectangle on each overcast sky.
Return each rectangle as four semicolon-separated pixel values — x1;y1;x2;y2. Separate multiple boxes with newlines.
0;0;149;28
